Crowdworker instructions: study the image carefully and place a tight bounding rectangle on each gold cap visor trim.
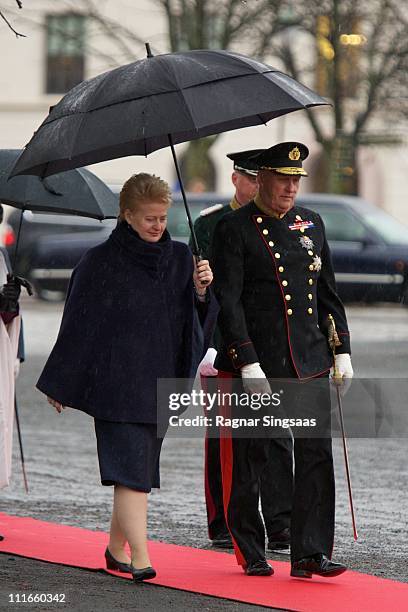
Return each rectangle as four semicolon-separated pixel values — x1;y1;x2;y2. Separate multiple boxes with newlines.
260;166;308;176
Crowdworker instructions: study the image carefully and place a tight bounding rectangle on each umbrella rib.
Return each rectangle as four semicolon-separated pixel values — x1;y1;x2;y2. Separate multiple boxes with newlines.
154;55;200;135
63;71;115;164
44;71;278;125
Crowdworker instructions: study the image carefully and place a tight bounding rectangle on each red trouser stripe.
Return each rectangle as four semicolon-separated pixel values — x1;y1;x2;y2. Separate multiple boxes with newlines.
218;371;246;567
201;375;217;535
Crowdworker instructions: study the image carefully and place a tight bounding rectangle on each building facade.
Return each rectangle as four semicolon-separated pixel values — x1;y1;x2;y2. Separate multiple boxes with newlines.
0;1;407;223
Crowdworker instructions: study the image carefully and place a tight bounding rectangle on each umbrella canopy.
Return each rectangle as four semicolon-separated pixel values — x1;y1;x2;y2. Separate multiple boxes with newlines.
1;150;118;220
10;48;329;178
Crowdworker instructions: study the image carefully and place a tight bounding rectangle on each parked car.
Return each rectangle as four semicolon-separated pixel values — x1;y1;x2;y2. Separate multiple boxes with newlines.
4;207;109;298
4;193;226;300
299;194;408;304
5;193;408;304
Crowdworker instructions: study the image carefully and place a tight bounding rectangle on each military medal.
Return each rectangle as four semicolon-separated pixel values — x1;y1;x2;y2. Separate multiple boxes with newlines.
299;236;314;250
312;255;322;271
289;220;314;231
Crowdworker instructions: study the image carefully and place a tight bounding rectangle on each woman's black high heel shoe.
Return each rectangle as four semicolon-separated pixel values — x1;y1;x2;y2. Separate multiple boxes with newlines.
105;547;133;573
132;566;157;582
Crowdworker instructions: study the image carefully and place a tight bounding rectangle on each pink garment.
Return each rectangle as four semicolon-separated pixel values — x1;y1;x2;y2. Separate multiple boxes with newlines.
0;253;20;489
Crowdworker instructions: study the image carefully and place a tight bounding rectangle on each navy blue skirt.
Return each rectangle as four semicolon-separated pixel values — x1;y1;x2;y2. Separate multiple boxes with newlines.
94;420;164;493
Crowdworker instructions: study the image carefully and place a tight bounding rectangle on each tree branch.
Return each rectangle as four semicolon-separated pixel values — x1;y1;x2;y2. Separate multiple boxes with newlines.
77;0;145;59
0;9;25;37
272;36;327;145
219;0;241;48
160;0;179;51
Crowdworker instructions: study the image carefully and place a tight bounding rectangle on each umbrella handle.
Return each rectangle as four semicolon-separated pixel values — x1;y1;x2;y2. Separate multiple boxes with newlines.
7;273;33;297
194;253;211;288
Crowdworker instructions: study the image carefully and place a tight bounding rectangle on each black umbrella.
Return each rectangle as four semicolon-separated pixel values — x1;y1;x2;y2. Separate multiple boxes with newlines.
10;46;329;253
1;149;118;220
1;149;118;270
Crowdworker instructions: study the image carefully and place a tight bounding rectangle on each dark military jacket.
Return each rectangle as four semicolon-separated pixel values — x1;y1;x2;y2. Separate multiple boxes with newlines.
211;200;350;379
190;203;232;259
190;200;238;351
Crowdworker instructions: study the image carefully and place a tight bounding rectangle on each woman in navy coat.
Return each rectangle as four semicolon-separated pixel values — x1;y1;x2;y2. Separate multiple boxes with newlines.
37;173;216;582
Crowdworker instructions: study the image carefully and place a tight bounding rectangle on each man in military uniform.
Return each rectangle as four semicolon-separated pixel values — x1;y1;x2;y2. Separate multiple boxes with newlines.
211;142;353;577
191;150;260;260
191;151;293;552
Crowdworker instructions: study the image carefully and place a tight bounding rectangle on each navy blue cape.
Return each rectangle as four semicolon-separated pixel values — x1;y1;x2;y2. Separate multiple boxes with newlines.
37;222;217;423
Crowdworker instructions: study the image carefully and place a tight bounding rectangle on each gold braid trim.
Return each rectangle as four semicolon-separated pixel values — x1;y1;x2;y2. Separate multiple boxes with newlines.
260;166;308;176
230;195;242;210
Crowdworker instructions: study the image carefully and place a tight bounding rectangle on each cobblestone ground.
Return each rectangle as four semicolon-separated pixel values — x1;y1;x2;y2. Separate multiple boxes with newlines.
1;301;408;611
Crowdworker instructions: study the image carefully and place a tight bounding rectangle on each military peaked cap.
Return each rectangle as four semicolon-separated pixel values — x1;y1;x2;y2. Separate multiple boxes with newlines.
251;142;309;176
226;149;264;177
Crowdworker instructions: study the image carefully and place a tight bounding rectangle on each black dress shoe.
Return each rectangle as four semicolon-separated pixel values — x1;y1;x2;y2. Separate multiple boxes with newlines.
291;554;347;578
267;528;290;554
245;560;274;576
211;532;233;549
132;566;157;582
105;547;133;573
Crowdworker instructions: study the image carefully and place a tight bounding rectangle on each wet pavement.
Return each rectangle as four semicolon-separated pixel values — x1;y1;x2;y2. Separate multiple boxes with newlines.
1;299;408;610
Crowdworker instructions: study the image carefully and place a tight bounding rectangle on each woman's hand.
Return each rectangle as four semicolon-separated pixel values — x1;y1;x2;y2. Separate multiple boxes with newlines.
193;258;213;296
47;396;65;413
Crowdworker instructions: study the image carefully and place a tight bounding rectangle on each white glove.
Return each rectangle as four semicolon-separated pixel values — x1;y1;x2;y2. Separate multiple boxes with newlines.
333;353;353;378
199;348;218;377
331;353;353;395
14;358;20;380
241;362;271;395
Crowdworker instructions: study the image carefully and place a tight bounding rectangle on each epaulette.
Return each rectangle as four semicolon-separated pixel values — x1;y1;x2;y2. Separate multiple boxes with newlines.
199;203;224;217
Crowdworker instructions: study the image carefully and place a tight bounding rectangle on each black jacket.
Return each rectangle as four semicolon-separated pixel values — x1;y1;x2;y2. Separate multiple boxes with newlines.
0;246;25;361
189;204;232;259
211;201;350;379
37;222;217;422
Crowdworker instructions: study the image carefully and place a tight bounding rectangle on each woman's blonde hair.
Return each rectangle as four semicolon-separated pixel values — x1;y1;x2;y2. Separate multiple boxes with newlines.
119;173;172;219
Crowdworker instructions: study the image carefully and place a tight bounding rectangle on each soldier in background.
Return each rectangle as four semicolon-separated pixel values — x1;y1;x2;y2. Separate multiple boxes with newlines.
191;150;261;260
191;151;293;552
211;142;353;577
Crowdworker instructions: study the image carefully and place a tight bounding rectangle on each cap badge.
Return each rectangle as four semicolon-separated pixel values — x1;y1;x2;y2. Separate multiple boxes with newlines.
288;147;301;161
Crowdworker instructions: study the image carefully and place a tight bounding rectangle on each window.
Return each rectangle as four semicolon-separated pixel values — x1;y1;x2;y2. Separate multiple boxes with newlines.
364;211;408;246
167;202;207;239
318;209;369;242
315;15;365;99
46;13;86;94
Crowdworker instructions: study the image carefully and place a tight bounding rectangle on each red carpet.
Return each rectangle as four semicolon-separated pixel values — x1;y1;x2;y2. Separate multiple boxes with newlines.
1;513;407;612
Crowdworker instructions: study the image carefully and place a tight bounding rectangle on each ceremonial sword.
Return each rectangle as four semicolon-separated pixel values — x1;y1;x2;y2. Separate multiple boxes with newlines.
328;314;358;541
